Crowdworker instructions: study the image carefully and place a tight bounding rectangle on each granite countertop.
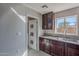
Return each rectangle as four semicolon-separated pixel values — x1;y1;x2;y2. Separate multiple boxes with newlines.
40;35;79;45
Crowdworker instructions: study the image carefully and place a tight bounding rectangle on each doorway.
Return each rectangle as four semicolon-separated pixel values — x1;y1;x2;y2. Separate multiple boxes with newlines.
28;17;38;50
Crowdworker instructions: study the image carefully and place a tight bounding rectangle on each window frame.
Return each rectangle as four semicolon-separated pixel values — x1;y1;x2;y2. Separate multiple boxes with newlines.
55;15;78;36
55;17;65;34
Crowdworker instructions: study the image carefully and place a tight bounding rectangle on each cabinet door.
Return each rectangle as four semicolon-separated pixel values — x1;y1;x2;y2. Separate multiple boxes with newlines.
39;38;51;54
39;37;45;51
67;48;79;56
47;12;53;29
50;40;56;56
42;12;55;30
55;45;65;56
65;43;79;56
42;14;48;29
50;40;65;56
44;39;51;54
42;14;45;29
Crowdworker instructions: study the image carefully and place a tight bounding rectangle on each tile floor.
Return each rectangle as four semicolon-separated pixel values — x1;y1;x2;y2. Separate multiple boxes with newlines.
27;48;50;56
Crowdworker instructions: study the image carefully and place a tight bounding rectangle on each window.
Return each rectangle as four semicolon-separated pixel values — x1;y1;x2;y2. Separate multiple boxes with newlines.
55;15;78;35
56;18;65;34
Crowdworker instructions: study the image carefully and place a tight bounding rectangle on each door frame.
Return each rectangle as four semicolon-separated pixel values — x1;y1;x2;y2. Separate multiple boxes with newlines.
26;15;39;51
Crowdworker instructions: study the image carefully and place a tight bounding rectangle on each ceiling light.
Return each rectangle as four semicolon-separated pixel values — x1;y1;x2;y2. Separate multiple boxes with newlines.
42;5;48;8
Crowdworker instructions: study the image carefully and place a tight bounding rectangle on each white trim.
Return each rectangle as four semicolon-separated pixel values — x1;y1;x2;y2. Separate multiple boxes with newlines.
27;14;40;20
26;14;39;51
55;17;65;34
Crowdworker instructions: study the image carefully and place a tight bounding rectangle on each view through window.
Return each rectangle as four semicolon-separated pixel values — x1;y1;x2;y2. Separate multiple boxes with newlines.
56;15;77;35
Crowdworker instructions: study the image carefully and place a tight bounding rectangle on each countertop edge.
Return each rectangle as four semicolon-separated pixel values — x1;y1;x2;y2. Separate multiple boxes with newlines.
39;36;79;45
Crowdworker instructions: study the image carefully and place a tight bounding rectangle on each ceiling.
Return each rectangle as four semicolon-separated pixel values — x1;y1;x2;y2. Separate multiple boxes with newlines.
24;3;79;14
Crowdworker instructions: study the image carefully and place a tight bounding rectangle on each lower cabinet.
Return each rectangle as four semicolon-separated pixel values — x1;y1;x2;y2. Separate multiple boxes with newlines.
39;37;79;56
65;43;79;56
39;37;45;51
50;41;56;55
66;48;79;56
50;40;65;56
44;39;50;54
39;37;51;54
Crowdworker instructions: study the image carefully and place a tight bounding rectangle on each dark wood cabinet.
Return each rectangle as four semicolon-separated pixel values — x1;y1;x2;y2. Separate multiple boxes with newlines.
44;39;50;54
39;37;79;56
39;37;65;56
39;37;45;51
42;14;48;29
50;40;56;55
50;40;65;56
39;37;51;54
65;43;79;56
42;12;55;29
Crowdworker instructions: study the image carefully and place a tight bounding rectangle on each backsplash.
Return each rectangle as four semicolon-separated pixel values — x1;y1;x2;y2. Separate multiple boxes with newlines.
43;30;55;35
43;30;79;40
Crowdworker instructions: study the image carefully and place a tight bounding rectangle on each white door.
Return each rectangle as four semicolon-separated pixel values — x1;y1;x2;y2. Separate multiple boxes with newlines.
28;19;37;50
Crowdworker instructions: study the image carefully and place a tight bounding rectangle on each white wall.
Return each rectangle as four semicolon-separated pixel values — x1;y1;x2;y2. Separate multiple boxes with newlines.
0;4;42;55
0;4;26;56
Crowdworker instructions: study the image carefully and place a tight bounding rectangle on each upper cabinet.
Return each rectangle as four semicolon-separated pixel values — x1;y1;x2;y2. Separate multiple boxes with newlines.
42;12;55;29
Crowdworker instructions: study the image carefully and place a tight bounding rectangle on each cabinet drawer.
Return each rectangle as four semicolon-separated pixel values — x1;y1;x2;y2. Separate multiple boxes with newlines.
66;43;79;49
45;46;50;54
65;42;79;56
52;40;65;46
39;43;45;51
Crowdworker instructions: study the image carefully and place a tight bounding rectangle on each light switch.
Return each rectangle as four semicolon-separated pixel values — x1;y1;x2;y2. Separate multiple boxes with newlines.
16;32;22;36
